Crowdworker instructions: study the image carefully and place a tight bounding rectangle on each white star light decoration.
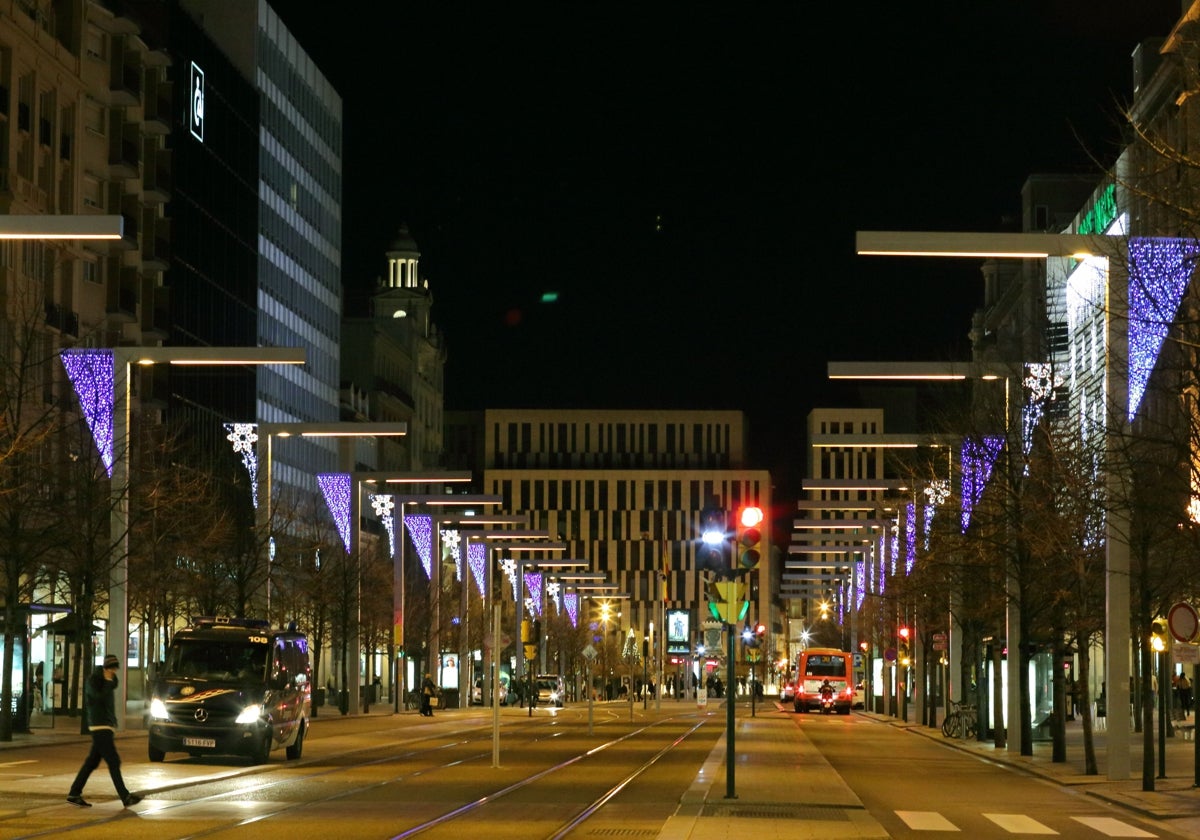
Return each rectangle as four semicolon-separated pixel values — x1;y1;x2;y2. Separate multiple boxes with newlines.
441;528;462;581
370;494;395;557
501;558;518;601
546;581;561;614
224;422;260;508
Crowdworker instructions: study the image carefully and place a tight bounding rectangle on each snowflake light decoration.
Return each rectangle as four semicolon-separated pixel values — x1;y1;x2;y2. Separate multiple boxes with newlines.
923;479;949;550
224;422;260;508
500;558;518;601
441;528;462;581
370;494;395;557
546;581;561;614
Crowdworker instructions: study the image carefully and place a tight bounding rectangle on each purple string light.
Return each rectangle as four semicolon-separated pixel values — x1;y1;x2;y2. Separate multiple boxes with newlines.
564;592;579;628
60;349;115;476
524;572;543;617
961;436;1004;531
316;473;352;554
404;514;433;578
467;541;487;597
1128;237;1196;421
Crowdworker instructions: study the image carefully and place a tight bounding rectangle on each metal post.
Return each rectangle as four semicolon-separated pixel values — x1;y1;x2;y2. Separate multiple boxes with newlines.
725;623;736;799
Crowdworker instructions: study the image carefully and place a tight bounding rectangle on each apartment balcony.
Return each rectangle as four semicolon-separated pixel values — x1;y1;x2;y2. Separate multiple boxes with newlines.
141;283;170;340
108;130;140;179
143;82;171;136
141;219;169;271
105;266;140;323
44;300;80;338
108;51;142;107
142;148;171;204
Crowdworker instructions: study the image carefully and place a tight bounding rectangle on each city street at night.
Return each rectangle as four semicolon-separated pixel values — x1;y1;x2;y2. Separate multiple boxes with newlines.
0;703;1197;839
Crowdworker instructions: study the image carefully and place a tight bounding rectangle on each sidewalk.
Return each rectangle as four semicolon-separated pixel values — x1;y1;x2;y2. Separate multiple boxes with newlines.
889;707;1200;825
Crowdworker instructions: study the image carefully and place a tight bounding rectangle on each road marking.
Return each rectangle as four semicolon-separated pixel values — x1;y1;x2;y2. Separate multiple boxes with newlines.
896;810;960;831
983;813;1057;834
0;761;37;768
1071;817;1156;837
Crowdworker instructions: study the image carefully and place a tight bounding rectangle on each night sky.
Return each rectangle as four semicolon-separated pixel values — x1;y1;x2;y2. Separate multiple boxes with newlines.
275;3;1182;498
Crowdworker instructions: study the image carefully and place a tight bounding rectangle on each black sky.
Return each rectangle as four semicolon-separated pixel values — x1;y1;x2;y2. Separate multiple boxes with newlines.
275;2;1183;498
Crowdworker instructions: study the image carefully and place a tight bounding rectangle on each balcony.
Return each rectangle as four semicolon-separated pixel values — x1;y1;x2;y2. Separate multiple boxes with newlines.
141;283;170;340
143;82;171;135
108;130;139;179
108;51;142;107
44;300;80;337
105;266;140;323
142;148;171;203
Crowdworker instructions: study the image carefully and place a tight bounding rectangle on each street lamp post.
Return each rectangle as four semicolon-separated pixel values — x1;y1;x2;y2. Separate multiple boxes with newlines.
61;345;306;725
854;229;1133;779
467;532;566;767
386;492;501;711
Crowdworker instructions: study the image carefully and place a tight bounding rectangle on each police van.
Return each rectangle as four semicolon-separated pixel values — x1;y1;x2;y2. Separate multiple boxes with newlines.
147;617;311;764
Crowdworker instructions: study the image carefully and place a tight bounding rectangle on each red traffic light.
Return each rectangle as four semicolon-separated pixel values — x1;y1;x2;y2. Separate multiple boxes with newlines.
739;506;764;528
736;505;764;570
898;626;910;640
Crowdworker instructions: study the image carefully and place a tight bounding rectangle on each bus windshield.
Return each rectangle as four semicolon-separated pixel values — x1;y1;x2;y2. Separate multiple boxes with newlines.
802;654;848;678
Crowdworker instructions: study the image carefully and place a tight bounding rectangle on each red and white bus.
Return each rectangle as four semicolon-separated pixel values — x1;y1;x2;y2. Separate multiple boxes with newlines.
793;647;854;714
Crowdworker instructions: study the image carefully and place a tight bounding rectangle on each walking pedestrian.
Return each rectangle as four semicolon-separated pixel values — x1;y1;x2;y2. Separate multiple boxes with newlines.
66;654;141;808
420;672;437;717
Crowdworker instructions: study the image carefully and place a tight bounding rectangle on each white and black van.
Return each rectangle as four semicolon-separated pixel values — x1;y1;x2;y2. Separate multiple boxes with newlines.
147;617;311;764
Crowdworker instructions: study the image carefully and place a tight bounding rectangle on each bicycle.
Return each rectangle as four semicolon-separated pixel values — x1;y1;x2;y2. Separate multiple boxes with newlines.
941;700;978;739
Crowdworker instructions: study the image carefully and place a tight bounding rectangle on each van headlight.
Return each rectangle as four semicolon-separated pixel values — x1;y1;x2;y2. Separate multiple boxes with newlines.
149;698;168;720
236;704;262;724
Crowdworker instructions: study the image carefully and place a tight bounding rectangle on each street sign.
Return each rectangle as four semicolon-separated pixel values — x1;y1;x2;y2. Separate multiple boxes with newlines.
582;644;597;661
933;632;947;642
1168;602;1200;643
933;641;947;651
884;647;897;662
1174;644;1200;665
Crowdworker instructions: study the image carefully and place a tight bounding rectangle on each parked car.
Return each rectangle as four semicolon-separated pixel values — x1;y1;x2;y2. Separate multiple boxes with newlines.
471;678;508;705
779;682;795;703
853;681;865;709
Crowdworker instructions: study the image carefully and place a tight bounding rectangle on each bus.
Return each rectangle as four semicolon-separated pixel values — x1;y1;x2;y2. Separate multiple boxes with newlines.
793;647;854;714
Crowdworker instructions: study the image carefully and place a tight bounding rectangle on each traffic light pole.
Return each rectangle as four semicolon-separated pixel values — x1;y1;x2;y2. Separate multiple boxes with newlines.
725;621;737;799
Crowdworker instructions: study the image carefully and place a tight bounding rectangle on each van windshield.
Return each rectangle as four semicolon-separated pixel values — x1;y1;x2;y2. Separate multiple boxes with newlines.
164;640;269;682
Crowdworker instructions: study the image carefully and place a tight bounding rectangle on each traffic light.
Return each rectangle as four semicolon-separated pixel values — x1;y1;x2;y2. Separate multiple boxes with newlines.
522;618;541;662
1151;619;1166;653
736;505;764;570
754;622;766;647
697;503;729;575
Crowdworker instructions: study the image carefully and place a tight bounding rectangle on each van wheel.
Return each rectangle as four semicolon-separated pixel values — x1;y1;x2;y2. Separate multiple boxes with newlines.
286;723;305;760
148;744;165;762
251;734;271;764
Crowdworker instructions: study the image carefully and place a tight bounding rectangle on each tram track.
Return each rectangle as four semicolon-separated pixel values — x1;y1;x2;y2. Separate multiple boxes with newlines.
1;711;717;840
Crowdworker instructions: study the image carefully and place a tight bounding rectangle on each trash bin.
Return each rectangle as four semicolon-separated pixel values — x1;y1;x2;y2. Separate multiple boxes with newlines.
313;688;326;708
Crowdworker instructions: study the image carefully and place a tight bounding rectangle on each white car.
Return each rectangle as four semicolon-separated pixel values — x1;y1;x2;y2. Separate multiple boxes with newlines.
779;682;795;703
853;681;865;709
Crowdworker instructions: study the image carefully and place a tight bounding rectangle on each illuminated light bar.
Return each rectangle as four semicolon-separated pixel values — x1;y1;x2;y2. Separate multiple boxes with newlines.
0;214;123;239
855;231;1111;259
144;347;306;366
827;361;1015;380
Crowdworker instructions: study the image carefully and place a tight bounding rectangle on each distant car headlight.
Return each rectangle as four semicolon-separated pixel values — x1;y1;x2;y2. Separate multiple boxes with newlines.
236;704;262;724
149;698;168;720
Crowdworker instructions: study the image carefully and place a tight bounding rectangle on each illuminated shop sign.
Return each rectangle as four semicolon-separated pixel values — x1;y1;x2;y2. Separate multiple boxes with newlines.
190;61;205;142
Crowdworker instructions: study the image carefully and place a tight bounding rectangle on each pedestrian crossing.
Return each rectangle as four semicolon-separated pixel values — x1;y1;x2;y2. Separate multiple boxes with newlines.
896;810;1157;836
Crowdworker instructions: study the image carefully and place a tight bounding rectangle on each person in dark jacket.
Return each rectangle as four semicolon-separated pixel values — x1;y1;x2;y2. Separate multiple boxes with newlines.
66;654;142;808
420;672;437;717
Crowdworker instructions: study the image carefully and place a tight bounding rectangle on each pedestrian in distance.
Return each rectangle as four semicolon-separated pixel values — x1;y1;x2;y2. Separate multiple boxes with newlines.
66;654;142;808
420;672;436;717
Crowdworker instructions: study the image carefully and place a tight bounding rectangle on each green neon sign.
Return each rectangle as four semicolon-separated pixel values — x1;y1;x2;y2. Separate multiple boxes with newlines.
1078;183;1116;235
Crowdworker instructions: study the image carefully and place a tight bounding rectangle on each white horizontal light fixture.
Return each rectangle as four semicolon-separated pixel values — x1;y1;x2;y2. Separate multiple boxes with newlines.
855;231;1110;259
827;361;1014;380
0;214;123;239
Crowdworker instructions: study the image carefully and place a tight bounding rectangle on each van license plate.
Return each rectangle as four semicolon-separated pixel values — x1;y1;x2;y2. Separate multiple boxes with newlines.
183;737;215;748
